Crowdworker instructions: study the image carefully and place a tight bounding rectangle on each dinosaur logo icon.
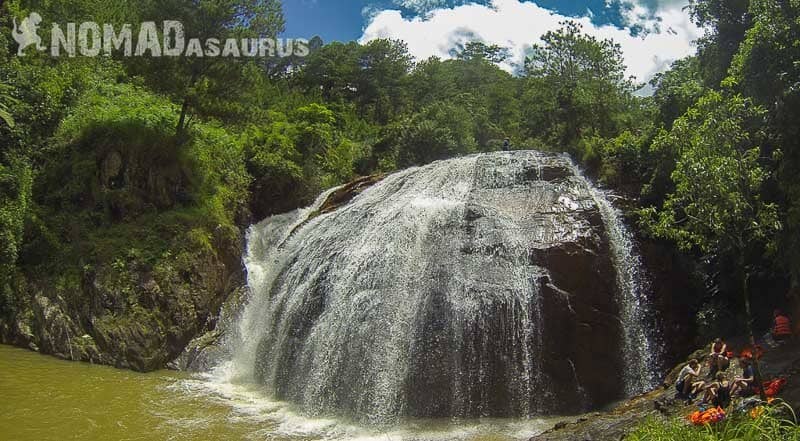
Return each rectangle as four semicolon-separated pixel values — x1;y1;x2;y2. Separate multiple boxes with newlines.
12;13;47;56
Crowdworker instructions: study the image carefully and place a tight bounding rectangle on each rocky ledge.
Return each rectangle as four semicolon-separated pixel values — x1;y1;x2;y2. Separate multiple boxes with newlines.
530;340;800;441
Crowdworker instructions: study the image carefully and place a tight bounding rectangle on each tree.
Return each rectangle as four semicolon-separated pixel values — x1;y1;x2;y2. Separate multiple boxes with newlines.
649;57;706;129
641;91;781;398
354;39;413;124
295;41;361;102
722;0;800;319
404;48;520;150
0;157;31;316
127;0;285;138
297;39;412;124
243;112;306;216
524;21;628;88
522;21;634;152
0;82;24;307
383;100;479;168
452;41;511;64
405;57;457;110
0;82;17;128
688;0;752;87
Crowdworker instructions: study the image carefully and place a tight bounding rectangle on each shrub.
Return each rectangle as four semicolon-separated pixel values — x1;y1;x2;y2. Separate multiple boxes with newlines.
626;401;800;441
21;83;249;272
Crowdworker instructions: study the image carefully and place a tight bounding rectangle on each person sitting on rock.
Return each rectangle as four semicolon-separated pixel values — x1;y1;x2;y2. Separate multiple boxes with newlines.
708;338;729;378
772;309;793;343
675;359;701;401
731;357;756;397
700;372;732;409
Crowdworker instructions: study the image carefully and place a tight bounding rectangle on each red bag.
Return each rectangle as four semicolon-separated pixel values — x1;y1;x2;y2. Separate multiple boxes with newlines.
760;378;787;398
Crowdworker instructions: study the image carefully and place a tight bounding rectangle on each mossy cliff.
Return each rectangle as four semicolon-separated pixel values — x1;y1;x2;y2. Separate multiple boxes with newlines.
0;84;250;371
2;241;243;371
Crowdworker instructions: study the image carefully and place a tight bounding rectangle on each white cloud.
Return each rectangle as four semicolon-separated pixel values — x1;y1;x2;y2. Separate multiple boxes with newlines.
359;0;703;84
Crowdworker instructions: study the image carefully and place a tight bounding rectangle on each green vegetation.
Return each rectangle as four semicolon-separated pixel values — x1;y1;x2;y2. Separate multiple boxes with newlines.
1;0;800;369
640;90;783;390
627;401;800;441
0;81;17;128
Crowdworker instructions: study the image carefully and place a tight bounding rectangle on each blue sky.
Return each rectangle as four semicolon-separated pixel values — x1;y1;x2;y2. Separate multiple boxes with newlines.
283;0;646;41
282;1;365;41
282;0;701;83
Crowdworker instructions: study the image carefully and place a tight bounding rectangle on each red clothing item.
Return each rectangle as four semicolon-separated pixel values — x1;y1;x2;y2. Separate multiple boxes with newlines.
774;314;792;337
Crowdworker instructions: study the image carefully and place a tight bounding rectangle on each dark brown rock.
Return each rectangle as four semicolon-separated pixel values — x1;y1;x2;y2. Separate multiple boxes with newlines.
317;173;385;214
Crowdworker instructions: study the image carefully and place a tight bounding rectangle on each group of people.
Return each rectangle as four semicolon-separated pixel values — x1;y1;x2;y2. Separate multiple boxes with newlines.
675;350;756;408
674;309;794;408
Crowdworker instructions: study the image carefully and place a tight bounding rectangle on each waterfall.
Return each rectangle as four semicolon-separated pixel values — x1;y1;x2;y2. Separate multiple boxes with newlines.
571;166;662;395
592;194;661;395
227;185;342;384
222;151;660;424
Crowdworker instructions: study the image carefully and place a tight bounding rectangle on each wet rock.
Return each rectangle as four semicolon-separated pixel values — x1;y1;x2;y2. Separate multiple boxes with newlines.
757;340;800;411
31;294;82;359
282;174;386;242
170;286;248;372
534;240;622;413
317;174;385;214
636;239;706;366
530;389;664;441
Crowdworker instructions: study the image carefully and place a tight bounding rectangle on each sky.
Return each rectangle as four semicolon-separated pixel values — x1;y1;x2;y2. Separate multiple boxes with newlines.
282;0;704;84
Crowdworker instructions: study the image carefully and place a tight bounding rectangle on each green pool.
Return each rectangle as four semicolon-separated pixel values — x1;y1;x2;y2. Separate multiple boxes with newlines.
0;345;557;440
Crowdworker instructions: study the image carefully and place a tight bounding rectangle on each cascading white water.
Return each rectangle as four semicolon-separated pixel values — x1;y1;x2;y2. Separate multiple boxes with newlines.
536;160;661;399
226;185;343;384
586;186;661;395
221;151;659;424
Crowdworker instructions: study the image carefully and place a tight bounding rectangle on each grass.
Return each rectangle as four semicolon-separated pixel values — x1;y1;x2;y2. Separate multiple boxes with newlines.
626;400;800;441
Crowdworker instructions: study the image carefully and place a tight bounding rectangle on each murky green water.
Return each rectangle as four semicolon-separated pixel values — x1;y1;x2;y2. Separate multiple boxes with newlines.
0;345;557;440
0;345;269;440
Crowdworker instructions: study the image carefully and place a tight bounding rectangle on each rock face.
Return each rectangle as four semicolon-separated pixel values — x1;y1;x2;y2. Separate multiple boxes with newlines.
637;239;706;364
0;234;244;372
169;285;248;372
230;151;657;423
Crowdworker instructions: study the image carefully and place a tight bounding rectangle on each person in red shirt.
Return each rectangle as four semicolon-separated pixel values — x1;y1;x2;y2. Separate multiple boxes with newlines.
772;309;793;342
